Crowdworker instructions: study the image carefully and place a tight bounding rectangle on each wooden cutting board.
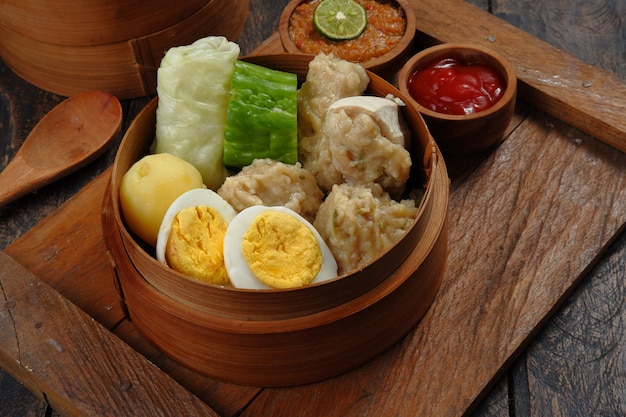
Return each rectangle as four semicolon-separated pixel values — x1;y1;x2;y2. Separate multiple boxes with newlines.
2;0;626;416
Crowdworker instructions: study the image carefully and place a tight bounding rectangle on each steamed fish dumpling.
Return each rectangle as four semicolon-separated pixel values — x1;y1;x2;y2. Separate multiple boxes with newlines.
297;53;370;135
217;158;324;224
153;36;240;191
297;53;370;192
324;96;412;197
313;183;417;275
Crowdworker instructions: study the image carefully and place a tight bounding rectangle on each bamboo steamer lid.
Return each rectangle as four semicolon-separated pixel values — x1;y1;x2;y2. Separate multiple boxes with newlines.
0;0;249;99
0;0;210;45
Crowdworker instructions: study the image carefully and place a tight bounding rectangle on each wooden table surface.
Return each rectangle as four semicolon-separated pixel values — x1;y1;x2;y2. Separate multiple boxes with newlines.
1;0;625;416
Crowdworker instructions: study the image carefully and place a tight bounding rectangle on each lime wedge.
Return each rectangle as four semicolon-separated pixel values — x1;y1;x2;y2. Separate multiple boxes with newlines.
313;0;367;41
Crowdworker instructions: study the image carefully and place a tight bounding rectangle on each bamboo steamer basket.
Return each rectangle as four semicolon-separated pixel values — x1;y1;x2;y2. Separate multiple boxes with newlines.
0;0;248;99
102;54;449;387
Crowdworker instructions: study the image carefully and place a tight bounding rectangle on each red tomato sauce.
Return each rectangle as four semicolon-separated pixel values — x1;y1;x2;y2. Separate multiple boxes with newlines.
407;57;505;115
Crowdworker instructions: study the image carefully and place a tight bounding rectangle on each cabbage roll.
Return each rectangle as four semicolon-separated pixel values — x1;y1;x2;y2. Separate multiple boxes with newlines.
153;36;240;190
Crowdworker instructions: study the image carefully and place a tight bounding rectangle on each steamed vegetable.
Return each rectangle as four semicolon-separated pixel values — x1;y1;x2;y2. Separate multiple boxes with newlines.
119;153;205;247
153;36;240;190
223;60;298;168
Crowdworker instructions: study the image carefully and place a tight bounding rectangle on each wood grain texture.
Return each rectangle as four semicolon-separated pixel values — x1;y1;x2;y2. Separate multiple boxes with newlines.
112;320;259;417
473;0;626;416
1;0;626;416
0;0;249;99
0;91;121;207
492;0;626;75
4;172;124;329
0;0;209;46
0;1;285;414
4;169;261;417
0;251;220;417
525;236;626;416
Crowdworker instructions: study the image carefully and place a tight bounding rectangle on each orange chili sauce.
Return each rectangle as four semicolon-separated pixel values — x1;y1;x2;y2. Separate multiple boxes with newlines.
288;0;406;63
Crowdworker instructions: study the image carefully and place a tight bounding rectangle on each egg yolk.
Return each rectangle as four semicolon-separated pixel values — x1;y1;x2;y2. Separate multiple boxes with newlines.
241;211;322;289
165;206;230;285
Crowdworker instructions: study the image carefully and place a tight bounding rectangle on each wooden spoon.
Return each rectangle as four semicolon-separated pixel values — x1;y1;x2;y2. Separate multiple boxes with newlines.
0;91;122;207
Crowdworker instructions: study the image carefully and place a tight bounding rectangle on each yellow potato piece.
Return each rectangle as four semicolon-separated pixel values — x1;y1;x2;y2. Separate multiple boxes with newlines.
120;153;205;247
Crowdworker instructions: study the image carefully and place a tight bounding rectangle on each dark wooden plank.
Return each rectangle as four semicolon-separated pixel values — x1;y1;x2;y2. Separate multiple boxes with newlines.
524;233;626;416
0;251;220;417
0;370;48;417
470;376;510;417
492;0;626;76
481;1;626;416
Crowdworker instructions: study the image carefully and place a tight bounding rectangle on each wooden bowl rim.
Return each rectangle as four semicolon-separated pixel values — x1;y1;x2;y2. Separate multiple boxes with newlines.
396;42;518;121
278;0;416;71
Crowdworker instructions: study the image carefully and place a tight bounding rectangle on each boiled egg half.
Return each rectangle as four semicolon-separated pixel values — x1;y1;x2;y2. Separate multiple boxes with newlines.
156;188;237;285
224;205;338;290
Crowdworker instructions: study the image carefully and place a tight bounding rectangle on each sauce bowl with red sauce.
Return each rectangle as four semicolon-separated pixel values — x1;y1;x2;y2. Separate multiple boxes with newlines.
397;43;517;156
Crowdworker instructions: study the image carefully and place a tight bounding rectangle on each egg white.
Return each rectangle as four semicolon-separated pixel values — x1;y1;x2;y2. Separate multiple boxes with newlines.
224;205;338;290
156;188;237;265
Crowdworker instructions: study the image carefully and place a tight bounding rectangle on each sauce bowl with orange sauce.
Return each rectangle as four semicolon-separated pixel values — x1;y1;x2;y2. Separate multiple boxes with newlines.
279;0;416;75
397;43;517;156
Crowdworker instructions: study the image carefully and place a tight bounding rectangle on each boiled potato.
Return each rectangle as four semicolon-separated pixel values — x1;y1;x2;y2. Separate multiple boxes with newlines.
120;153;205;247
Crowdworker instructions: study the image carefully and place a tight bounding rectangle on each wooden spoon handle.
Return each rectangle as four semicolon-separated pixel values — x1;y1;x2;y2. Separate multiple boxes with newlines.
0;154;43;207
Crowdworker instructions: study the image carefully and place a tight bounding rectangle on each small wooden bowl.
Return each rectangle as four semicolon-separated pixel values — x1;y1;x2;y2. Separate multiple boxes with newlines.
278;0;416;76
104;54;449;387
0;0;248;99
396;43;517;156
